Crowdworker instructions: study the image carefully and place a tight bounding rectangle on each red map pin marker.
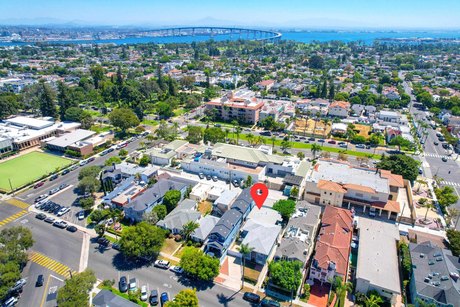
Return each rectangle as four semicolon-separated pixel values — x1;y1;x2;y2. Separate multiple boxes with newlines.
250;183;268;209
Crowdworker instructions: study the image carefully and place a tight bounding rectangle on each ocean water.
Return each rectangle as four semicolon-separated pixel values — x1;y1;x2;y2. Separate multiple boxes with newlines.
0;30;459;46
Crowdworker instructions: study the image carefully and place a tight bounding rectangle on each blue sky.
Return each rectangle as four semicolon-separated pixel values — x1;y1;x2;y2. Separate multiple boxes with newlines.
1;0;459;29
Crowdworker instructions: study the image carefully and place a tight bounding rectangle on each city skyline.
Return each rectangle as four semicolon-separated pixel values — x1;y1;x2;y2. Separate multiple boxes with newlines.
1;0;460;29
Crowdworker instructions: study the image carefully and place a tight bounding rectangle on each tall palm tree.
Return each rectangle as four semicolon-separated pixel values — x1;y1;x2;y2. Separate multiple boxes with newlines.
449;208;460;228
182;221;199;241
224;128;230;142
257;135;266;146
333;278;353;307
270;136;276;150
246;133;254;146
311;143;322;159
323;118;330;139
313;111;321;137
423;200;434;222
238;243;254;289
304;110;311;136
235;126;242;145
364;294;384;307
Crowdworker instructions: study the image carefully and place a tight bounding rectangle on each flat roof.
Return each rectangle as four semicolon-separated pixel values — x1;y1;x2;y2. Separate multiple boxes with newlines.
356;217;401;294
4;116;54;130
212;142;285;165
310;160;389;194
46;129;95;148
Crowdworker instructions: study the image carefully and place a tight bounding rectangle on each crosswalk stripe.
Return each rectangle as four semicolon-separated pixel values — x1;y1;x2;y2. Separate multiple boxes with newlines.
0;210;27;227
440;181;460;187
29;252;75;279
6;198;30;209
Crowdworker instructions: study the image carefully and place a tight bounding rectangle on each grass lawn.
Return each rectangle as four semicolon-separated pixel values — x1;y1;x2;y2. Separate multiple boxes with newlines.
160;238;182;256
173;108;187;116
141;119;159;126
231;134;381;159
0;152;73;192
90;124;112;134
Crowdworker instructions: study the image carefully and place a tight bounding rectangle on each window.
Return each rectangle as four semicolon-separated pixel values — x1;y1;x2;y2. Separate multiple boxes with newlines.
371;196;379;200
330;193;332;196
356;193;363;197
324;192;327;195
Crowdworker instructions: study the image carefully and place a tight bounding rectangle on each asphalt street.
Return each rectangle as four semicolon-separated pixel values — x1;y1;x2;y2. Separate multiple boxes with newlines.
87;242;249;307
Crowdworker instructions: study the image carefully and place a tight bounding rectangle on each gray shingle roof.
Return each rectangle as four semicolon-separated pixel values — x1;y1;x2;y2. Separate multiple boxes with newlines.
93;290;140;307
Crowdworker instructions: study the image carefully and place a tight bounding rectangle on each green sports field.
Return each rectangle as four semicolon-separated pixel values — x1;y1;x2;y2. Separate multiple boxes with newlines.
0;152;72;192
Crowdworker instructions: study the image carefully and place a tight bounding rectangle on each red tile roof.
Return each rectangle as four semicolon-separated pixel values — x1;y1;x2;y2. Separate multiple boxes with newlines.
318;180;347;193
314;207;353;276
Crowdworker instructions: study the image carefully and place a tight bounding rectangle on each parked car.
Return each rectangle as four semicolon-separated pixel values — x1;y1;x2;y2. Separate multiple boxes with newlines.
211;176;218;182
198;173;205;179
206;174;212;180
35;199;48;209
57;207;70;216
328;140;336;144
160;292;169;306
35;194;48;203
318;139;325;143
61;169;70;175
87;157;95;163
140;285;148;301
34;181;45;189
69;165;78;171
149;289;159;306
129;278;137;292
2;296;18;307
66;226;78;233
308;137;315;141
10;279;27;293
232;179;240;187
53;220;68;229
119;276;128;293
261;298;281;307
79;160;88;166
49;174;59;181
154;260;170;269
77;211;85;220
355;144;365;149
442;156;448;162
112;243;120;250
49;188;59;195
434;141;439;146
243;292;261;303
36;274;44;287
58;183;69;190
97;237;111;247
35;213;47;220
44;217;55;223
169;266;184;274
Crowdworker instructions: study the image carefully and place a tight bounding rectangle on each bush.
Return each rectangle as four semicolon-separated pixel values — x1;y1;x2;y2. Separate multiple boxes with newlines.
302;284;311;301
174;234;182;242
101;279;115;288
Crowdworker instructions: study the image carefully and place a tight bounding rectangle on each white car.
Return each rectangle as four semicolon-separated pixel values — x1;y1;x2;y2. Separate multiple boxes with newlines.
57;207;70;216
169;266;184;274
140;285;148;301
77;211;85;220
154;259;170;269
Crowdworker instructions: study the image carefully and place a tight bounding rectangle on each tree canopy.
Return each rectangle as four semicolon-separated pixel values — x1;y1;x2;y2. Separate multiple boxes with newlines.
179;247;220;281
376;154;420;183
446;229;460;257
273;199;296;221
108;108;140;132
165;289;199;307
163;190;182;213
57;269;97;307
268;260;303;292
119;222;166;259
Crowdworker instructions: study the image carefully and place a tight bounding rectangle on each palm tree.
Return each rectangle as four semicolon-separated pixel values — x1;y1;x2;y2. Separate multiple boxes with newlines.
364;294;384;307
238;243;254;289
235;126;242;145
423;200;434;222
311;143;322;159
270;136;276;150
449;208;460;228
304;110;311;136
332;278;353;307
313;111;321;137
257;135;265;146
246;133;254;146
182;221;199;241
224;128;230;141
323;118;330;139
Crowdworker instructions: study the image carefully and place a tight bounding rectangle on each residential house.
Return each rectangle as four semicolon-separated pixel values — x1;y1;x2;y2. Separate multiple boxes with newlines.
296;98;330;116
409;241;460;307
256;79;275;91
377;110;402;123
205;188;254;262
214;189;241;214
274;201;321;266
102;162;159;184
328;101;350;118
157;199;201;234
309;206;353;284
123;177;197;222
355;218;401;304
93;289;140;307
191;215;220;243
147;140;191;166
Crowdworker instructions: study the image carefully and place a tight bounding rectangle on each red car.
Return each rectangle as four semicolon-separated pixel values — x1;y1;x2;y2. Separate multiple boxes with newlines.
328;140;337;144
34;181;45;189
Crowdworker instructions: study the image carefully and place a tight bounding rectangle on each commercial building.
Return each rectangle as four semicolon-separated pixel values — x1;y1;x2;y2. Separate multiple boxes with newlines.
304;159;404;220
309;206;353;284
45;129;96;155
0;116;80;152
205;90;264;124
355;218;401;303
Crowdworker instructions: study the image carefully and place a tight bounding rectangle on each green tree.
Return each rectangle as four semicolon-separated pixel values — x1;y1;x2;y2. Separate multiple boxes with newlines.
78;176;101;195
238;243;254;288
203;127;226;144
119;222;166;259
108;108;140;133
38;82;58;118
446;229;460;256
119;148;128;157
297;152;305;160
179;247;220;281
78;166;101;180
309;55;324;69
163;190;182;213
435;186;459;210
243;175;253;189
153;204;167;220
332;276;353;307
57;82;77;120
90;65;105;89
377;154;420;183
389;135;412;151
57;269;96;307
364;293;384;307
139;155;150;167
273;199;296;222
182;221;199;241
165;289;199;307
187;126;204;144
94;223;106;237
268;260;302;293
79;197;95;210
104;156;122;166
157;101;175;119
